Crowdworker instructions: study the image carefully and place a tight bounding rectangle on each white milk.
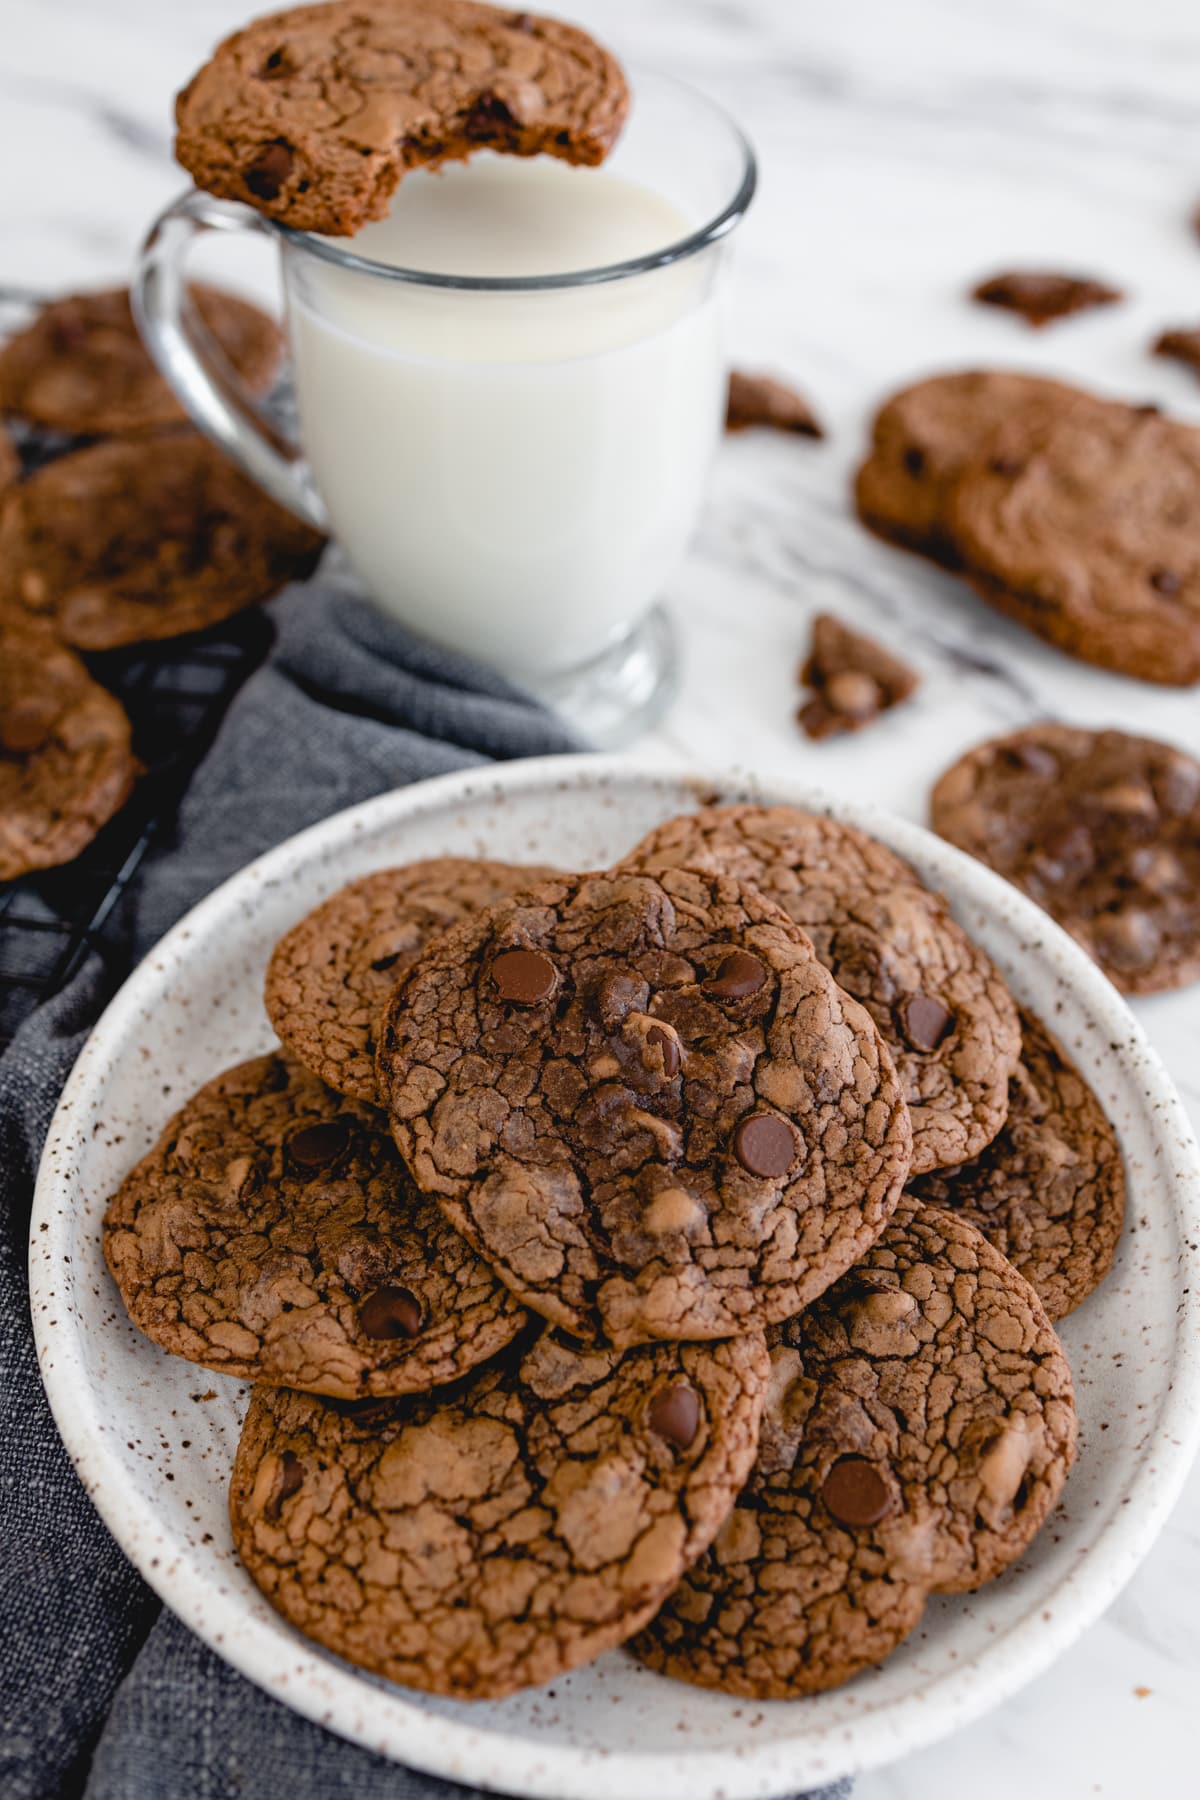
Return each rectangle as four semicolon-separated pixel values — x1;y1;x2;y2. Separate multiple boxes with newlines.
285;155;725;674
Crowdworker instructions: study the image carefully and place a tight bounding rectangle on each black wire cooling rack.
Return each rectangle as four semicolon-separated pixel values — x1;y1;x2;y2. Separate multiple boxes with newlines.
0;285;277;1050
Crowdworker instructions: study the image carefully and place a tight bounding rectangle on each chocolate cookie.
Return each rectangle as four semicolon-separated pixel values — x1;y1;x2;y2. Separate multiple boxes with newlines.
229;1325;770;1698
911;1009;1125;1319
103;1050;525;1398
726;371;823;438
797;612;920;739
622;807;1021;1176
0;430;324;648
931;723;1200;994
0;285;282;438
266;857;558;1103
970;271;1122;328
632;1198;1077;1698
378;868;912;1347
945;397;1200;686
0;619;138;880
175;0;629;238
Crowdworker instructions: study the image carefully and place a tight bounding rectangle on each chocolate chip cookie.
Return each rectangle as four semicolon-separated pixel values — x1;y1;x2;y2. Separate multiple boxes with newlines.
103;1050;526;1398
229;1325;770;1698
175;0;630;238
726;371;823;438
0;619;138;880
378;868;913;1347
932;724;1200;994
622;807;1021;1176
797;612;919;739
911;1009;1125;1319
971;271;1122;328
266;857;558;1103
0;429;324;648
632;1198;1077;1697
0;285;282;438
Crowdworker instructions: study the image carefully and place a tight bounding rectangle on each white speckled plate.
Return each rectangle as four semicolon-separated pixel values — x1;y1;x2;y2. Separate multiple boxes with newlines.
31;757;1200;1799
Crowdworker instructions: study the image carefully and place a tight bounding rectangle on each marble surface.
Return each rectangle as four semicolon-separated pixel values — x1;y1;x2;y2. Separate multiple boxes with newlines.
4;0;1200;1795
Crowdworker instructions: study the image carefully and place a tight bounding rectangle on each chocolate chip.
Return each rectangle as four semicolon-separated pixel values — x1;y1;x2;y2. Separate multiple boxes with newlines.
648;1383;701;1451
897;994;954;1053
491;948;557;1004
358;1285;423;1340
1036;823;1095;882
1150;568;1182;595
733;1113;797;1178
595;969;647;1028
645;1023;681;1077
258;47;292;80
825;669;883;720
245;141;294;200
1006;741;1059;777
903;445;926;477
264;1449;304;1520
286;1116;352;1171
1092;908;1160;969
988;454;1024;478
821;1455;892;1527
707;949;767;1000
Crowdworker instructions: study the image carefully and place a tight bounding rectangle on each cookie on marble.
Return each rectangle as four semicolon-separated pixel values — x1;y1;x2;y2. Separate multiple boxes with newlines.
103;1050;526;1398
378;867;913;1347
622;806;1021;1176
931;723;1200;994
632;1197;1077;1697
0;618;138;881
0;285;282;438
265;857;559;1103
229;1324;770;1698
911;1008;1125;1320
175;0;630;237
0;429;324;648
970;270;1122;328
797;612;919;739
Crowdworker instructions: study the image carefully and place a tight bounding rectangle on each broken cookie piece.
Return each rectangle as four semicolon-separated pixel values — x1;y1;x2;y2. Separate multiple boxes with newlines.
726;370;824;438
970;270;1122;328
797;611;919;739
1153;324;1200;382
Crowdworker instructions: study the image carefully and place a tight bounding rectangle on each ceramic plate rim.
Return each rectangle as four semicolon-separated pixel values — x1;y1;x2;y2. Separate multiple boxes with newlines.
30;753;1200;1799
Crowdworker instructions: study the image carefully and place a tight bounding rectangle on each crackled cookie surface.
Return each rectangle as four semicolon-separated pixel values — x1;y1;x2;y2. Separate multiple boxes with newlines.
266;857;558;1103
378;867;912;1346
0;285;282;438
230;1325;769;1698
623;806;1020;1175
0;430;324;648
912;1009;1125;1319
0;619;137;880
103;1050;525;1397
632;1198;1077;1697
932;723;1200;993
175;0;629;237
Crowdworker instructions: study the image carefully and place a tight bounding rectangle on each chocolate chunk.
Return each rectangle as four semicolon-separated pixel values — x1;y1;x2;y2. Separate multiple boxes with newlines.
358;1285;423;1340
1151;568;1182;595
726;370;824;438
595;968;647;1028
1036;823;1095;882
1006;742;1058;777
898;994;954;1053
245;141;294;200
733;1113;797;1179
707;949;767;1000
491;947;558;1004
971;270;1122;328
820;1455;892;1527
286;1116;352;1170
648;1382;702;1451
645;1023;681;1078
902;445;926;476
265;1449;304;1520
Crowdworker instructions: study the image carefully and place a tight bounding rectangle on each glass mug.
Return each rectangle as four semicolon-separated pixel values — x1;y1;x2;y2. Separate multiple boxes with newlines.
135;72;755;743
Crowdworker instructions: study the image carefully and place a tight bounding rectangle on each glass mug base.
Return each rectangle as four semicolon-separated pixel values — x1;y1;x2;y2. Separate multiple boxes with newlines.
530;601;679;749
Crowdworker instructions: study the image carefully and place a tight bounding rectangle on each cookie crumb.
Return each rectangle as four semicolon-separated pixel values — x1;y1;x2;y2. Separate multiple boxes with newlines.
726;371;823;438
797;612;919;740
1133;1685;1152;1698
970;270;1123;328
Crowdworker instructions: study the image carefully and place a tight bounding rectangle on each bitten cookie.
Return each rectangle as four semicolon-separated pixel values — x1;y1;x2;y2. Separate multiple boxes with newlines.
175;0;630;237
911;1009;1125;1320
0;430;324;648
103;1051;526;1398
632;1198;1077;1697
931;723;1200;994
229;1325;770;1698
266;857;558;1103
377;868;913;1346
0;619;138;881
622;806;1021;1176
0;286;282;438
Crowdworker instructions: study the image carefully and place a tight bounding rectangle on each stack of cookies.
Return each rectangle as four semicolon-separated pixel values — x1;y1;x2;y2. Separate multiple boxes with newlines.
0;287;324;880
103;806;1123;1701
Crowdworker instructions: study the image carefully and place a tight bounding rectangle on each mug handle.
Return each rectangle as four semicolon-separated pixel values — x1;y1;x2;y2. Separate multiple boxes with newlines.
133;189;328;530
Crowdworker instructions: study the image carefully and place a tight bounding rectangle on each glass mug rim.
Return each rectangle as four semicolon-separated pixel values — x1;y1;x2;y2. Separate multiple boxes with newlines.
269;68;756;295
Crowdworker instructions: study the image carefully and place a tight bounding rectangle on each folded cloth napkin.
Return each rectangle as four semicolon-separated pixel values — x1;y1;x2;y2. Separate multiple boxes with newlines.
0;575;848;1800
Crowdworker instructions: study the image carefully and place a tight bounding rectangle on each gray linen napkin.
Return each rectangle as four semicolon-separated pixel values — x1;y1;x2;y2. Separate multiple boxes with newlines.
0;574;848;1800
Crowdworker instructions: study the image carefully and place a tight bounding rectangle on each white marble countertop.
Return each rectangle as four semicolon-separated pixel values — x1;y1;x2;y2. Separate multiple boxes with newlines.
5;0;1199;1794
